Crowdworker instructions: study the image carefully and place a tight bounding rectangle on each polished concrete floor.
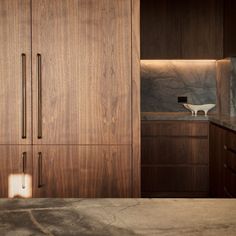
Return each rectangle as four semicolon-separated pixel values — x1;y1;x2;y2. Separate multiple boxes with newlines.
0;199;236;236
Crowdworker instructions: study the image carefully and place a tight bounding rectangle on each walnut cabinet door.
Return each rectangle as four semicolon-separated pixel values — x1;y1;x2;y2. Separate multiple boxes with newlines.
32;0;132;145
33;145;132;197
0;0;31;144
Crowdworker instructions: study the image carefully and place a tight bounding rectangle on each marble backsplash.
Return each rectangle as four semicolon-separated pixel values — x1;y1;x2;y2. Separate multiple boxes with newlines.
217;58;236;116
141;60;217;112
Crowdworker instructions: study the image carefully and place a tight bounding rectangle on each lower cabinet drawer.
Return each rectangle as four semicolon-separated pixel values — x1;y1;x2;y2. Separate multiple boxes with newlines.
224;165;236;197
224;128;236;172
141;166;209;197
33;145;132;198
224;146;236;173
0;145;132;198
142;137;209;165
142;121;208;137
141;121;209;198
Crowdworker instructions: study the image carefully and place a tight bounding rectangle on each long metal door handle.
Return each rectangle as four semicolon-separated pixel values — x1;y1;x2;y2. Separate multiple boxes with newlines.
38;152;43;188
22;152;27;189
37;54;42;139
22;54;27;139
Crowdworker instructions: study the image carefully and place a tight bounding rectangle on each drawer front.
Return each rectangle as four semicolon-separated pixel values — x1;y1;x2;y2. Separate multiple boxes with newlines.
224;129;236;172
141;166;209;193
225;128;236;149
224;165;236;197
142;137;209;165
142;121;209;137
33;145;132;198
224;148;236;173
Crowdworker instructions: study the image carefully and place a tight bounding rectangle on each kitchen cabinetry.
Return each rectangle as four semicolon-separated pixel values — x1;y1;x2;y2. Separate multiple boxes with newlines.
210;123;236;197
223;0;236;57
141;0;223;59
32;0;133;145
209;123;225;197
0;0;31;144
33;146;132;198
0;146;32;198
141;121;209;197
0;0;140;198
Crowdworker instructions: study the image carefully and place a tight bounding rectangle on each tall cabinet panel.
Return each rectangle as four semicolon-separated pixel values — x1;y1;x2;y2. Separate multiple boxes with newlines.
0;145;32;198
0;0;31;144
33;145;132;197
32;0;132;145
0;0;140;198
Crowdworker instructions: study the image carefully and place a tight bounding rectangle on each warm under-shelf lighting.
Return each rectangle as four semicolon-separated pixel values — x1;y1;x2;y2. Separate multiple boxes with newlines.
140;60;217;70
141;59;217;63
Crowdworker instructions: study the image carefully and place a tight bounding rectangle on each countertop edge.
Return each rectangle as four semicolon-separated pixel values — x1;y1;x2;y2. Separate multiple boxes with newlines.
141;112;236;133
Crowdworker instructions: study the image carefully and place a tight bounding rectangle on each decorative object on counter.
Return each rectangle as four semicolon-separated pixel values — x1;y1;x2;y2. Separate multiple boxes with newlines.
183;103;216;116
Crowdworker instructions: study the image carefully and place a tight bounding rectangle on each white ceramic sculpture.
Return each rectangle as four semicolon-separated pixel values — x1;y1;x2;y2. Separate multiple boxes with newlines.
183;103;216;116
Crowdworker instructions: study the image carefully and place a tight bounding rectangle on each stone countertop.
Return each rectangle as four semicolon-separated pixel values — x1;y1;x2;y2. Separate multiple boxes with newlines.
209;114;236;132
1;198;236;236
141;112;236;132
141;112;209;121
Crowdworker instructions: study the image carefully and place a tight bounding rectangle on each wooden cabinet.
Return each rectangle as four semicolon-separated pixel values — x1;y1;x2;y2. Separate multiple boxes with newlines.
141;0;182;59
141;0;223;59
221;127;236;197
141;121;209;197
209;123;225;197
0;0;31;144
32;146;132;198
209;123;236;198
0;0;140;198
141;0;236;59
223;0;236;57
180;0;223;59
0;146;32;198
32;0;133;145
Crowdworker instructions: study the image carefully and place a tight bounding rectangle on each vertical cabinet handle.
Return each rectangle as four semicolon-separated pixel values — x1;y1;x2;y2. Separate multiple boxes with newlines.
22;54;27;139
37;54;42;139
38;152;43;188
22;152;27;189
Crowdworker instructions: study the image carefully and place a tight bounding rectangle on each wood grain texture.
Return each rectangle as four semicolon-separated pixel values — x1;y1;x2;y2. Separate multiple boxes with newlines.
141;0;182;59
141;0;223;59
0;0;31;144
223;126;236;197
141;121;209;197
131;0;141;197
32;0;132;145
142;166;209;195
209;123;236;198
224;166;236;197
181;0;223;59
142;121;209;137
225;129;236;173
33;145;132;198
142;137;209;165
0;145;32;198
209;123;226;197
142;191;209;198
223;0;236;57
